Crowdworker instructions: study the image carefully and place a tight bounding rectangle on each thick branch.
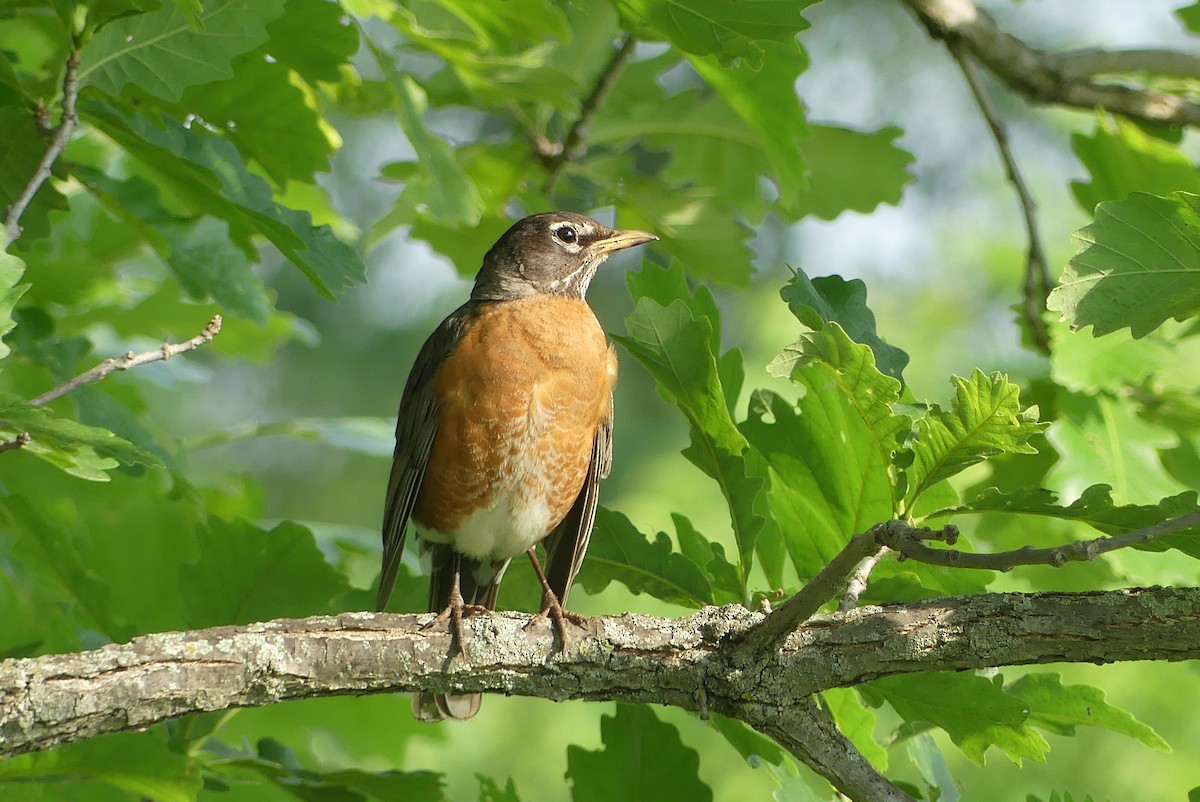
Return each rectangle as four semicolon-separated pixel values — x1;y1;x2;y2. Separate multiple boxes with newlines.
900;0;1200;127
27;316;222;406
3;51;80;248
541;34;637;193
4;588;1198;780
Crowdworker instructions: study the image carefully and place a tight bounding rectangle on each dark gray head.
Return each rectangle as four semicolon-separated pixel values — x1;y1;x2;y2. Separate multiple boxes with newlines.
470;212;656;302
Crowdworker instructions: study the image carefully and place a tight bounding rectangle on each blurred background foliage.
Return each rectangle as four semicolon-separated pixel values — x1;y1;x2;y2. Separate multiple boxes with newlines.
3;0;1200;800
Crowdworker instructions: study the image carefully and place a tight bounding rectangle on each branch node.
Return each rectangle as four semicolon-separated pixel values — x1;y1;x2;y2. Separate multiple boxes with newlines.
0;432;32;454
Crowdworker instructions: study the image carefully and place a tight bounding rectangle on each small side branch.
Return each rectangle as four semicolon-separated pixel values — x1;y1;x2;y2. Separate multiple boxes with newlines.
740;508;1200;656
839;547;889;612
541;34;637;193
948;40;1051;355
28;316;223;407
900;0;1200;128
0;432;31;454
3;50;81;248
879;508;1200;571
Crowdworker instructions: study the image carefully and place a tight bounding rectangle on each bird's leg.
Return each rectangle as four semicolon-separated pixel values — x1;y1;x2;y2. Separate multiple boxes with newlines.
423;554;487;659
525;547;588;648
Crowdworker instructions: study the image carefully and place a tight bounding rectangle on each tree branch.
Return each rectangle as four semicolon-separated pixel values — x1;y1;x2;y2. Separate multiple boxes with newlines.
27;316;223;407
541;34;637;193
0;432;31;454
839;547;889;612
3;50;81;248
4;587;1199;799
947;39;1051;355
900;0;1200;128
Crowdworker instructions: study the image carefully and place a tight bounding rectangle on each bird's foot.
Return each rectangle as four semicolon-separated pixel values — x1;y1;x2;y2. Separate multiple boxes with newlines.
424;600;491;661
526;595;589;650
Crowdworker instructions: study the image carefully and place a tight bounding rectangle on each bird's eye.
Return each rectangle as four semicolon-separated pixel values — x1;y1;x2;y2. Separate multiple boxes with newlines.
554;225;578;244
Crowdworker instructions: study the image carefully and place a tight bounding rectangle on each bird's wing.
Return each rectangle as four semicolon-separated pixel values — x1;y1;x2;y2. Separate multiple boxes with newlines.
542;389;613;607
375;304;472;612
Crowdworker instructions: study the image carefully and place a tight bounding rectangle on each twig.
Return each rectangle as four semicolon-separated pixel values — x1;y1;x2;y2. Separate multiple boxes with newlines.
879;508;1200;571
27;316;223;406
1056;48;1200;82
947;40;1051;355
739;507;1200;657
541;34;637;193
3;50;81;248
839;547;889;612
900;0;1200;128
0;432;31;454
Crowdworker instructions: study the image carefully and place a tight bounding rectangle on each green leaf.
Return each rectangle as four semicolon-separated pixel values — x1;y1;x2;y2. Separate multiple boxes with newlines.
177;53;336;186
687;42;809;215
1046;391;1188;506
618;264;766;579
906;732;960;802
84;102;366;297
1;402;161;480
741;389;886;578
367;38;484;226
904;370;1043;509
0;107;70;245
793;124;915;220
0;731;200;801
263;0;359;83
566;704;713;802
935;484;1200;560
1048;320;1173;393
709;714;786;768
1048;191;1200;338
161;217;271;323
478;774;521;802
1071;117;1200;212
620;0;815;68
182;518;351;627
773;269;910;383
79;0;287;101
671;513;743;604
864;673;1049;765
576;508;714;608
85;0;164;33
823;688;888;770
0;250;28;359
1006;672;1170;750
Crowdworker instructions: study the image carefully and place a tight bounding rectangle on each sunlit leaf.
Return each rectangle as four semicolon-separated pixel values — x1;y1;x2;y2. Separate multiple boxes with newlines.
1006;672;1170;750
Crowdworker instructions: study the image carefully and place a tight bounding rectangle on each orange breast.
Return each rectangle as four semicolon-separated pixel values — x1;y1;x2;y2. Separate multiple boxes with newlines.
413;295;616;561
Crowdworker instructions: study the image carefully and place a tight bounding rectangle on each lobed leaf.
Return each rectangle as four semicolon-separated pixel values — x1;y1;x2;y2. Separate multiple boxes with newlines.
566;705;712;802
904;370;1043;510
1048;191;1200;338
79;0;286;101
1007;672;1169;750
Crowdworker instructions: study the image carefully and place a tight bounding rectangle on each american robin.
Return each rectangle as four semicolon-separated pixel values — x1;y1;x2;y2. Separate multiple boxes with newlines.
375;211;656;721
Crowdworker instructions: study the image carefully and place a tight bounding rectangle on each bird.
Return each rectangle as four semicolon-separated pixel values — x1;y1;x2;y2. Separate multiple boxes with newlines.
375;211;656;721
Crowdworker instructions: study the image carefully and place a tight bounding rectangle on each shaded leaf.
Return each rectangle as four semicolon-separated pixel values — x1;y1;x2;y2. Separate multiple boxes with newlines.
775;268;910;383
576;508;714;608
566;705;712;802
0;107;70;245
79;0;286;101
823;688;887;770
864;673;1048;765
621;0;815;68
1;401;161;480
182;518;351;627
709;714;786;768
1071;117;1200;212
477;774;521;802
263;0;359;83
794;124;915;220
1048;191;1200;338
1007;672;1169;750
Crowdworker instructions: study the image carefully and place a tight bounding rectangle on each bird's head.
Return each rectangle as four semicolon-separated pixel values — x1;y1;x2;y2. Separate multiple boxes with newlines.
471;212;657;301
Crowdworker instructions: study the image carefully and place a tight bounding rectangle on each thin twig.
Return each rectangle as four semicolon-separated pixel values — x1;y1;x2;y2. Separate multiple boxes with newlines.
879;508;1200;571
948;40;1051;355
541;34;637;194
900;0;1200;128
0;432;31;454
839;547;889;612
28;316;223;406
1056;48;1200;81
3;50;81;248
